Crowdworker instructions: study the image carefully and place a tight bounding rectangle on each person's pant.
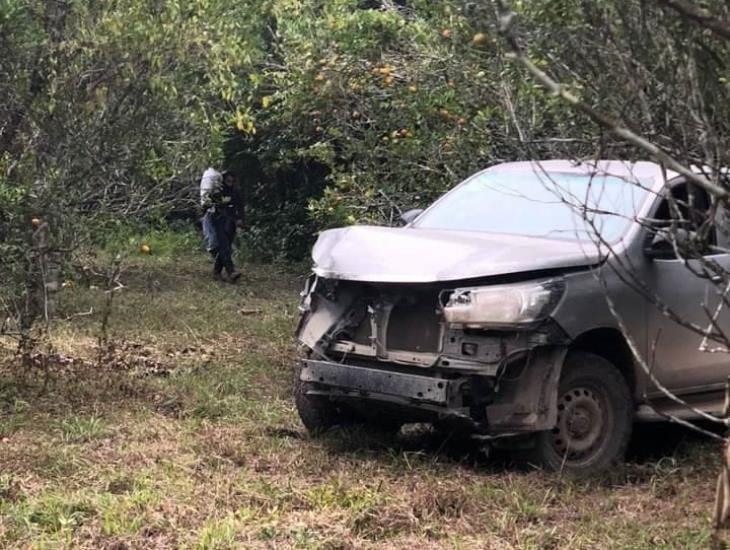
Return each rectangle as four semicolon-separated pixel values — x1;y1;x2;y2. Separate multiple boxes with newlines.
202;211;218;253
212;215;236;275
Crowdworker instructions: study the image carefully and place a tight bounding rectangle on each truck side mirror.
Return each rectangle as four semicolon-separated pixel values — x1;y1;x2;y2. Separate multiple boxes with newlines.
644;232;674;260
400;209;424;225
644;228;695;260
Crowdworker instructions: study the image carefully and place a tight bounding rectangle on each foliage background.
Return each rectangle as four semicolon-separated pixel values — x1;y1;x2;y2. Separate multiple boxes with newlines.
1;0;728;264
227;0;729;260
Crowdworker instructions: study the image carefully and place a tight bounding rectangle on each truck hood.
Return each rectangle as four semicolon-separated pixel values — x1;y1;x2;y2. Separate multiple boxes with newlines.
312;225;603;283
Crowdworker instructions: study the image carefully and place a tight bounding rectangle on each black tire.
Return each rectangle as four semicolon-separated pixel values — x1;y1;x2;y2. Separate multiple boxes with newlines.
432;417;476;442
294;362;403;436
528;351;633;476
350;407;404;436
294;362;356;434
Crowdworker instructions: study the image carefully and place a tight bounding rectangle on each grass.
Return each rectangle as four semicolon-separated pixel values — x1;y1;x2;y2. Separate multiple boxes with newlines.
0;230;726;548
58;415;108;444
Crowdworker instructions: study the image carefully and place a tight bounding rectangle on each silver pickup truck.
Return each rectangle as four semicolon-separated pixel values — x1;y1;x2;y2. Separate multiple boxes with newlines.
294;160;728;475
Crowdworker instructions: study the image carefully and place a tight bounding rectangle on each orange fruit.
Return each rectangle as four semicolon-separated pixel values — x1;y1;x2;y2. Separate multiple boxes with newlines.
472;32;489;46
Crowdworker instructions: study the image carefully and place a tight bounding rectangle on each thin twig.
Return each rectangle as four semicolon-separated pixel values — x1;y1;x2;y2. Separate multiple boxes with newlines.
493;0;728;200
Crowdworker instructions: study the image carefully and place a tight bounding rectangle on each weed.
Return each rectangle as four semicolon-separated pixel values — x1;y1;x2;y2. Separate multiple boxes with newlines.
305;478;383;513
22;494;96;534
196;514;239;549
0;474;22;503
290;523;322;547
98;484;159;537
58;414;108;443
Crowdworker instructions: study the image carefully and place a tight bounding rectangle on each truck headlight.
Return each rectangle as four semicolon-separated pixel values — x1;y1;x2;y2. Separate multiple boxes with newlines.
442;279;564;328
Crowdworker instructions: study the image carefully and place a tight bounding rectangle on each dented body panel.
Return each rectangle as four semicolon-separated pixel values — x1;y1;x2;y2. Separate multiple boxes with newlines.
294;161;727;438
312;225;604;284
296;273;573;433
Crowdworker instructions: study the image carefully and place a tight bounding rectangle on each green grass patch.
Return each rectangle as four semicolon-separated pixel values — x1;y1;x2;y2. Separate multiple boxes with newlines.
99;222;203;261
304;478;384;513
17;493;96;535
58;414;108;443
0;247;724;549
98;481;161;537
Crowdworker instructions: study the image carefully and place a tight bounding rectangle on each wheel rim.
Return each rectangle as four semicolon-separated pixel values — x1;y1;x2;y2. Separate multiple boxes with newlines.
550;385;611;464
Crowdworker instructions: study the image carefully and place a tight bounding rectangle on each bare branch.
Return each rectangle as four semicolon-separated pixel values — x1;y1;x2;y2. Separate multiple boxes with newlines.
656;0;730;42
493;0;728;201
528;165;729;425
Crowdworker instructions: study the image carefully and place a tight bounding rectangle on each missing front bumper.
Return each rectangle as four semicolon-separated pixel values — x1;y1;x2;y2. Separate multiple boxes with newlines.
299;345;568;433
300;359;462;407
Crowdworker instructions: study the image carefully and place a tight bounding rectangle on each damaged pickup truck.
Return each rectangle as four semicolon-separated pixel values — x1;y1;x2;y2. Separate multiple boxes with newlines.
294;160;729;475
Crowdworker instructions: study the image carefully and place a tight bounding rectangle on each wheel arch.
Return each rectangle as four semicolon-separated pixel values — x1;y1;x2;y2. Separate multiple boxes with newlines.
568;327;641;401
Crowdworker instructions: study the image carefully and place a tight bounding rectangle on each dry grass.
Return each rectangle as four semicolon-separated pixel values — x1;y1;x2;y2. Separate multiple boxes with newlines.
0;240;726;549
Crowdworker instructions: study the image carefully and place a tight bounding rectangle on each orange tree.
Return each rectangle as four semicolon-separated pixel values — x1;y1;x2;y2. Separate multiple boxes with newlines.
226;0;594;259
225;0;727;260
0;0;265;354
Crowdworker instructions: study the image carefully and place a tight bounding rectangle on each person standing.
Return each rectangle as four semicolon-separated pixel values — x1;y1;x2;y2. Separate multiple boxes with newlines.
199;167;221;257
209;170;244;282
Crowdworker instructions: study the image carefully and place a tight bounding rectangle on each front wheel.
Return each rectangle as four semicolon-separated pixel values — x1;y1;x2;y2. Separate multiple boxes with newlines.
294;363;355;434
294;363;403;436
528;351;633;475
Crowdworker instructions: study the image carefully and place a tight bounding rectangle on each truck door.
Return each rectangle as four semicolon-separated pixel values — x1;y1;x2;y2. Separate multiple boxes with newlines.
643;181;730;393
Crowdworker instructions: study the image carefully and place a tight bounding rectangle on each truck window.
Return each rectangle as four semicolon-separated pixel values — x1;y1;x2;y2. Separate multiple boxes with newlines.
649;182;717;256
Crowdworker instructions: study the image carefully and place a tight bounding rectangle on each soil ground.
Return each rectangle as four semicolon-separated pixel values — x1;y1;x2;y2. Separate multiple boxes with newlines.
0;239;726;549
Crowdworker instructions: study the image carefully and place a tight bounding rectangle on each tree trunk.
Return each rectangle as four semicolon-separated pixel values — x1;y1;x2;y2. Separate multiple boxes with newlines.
714;380;730;532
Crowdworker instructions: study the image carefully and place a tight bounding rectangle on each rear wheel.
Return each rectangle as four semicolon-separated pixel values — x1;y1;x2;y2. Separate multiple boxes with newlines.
528;351;633;475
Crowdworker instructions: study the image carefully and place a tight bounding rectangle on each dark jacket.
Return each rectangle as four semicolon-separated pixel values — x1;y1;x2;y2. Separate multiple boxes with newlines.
209;183;245;223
